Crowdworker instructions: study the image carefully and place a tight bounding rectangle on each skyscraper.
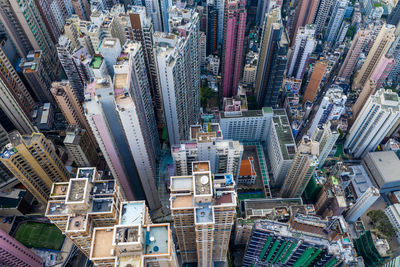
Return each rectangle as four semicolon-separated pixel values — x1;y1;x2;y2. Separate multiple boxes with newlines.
287;25;317;79
303;60;328;104
314;0;334;34
388;0;400;27
129;6;164;125
0;132;70;205
345;89;400;158
312;121;340;167
170;161;237;265
388;35;400;83
6;0;61;80
255;8;288;107
57;35;90;101
19;50;54;104
353;24;395;90
338;29;370;81
51;81;97;148
280;136;319;198
0;48;35;123
206;4;218;55
345;186;380;223
221;0;247;97
155;8;200;145
308;85;347;136
113;41;161;210
71;0;90;20
290;0;319;43
325;0;348;43
0;228;43;267
144;0;162;31
64;125;99;167
84;77;136;202
351;79;377;121
370;55;395;88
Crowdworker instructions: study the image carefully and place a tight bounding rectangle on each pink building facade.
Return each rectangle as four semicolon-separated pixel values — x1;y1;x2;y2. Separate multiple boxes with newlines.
290;0;319;44
338;29;370;81
221;0;247;97
0;229;43;267
371;55;395;89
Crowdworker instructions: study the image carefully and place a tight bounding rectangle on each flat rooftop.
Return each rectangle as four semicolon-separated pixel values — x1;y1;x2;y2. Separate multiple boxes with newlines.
365;151;400;187
77;168;96;179
195;206;214;224
193;162;210;172
66;179;87;202
145;225;169;255
170;176;193;192
67;214;87;231
90;55;103;69
91;228;115;259
91;198;113;213
114;73;128;90
46;201;68;216
93;180;115;195
115;225;139;244
51;183;69;198
120;202;144;225
273;109;296;160
215;192;234;205
194;172;212;195
171;195;193;208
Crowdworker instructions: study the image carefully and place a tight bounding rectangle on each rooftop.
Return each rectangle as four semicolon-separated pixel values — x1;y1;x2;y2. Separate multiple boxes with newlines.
194;172;212;195
114;225;139;244
67;214;87;231
77;168;96;180
171;195;193;208
145;225;169;255
46;201;68;216
92;180;115;195
195;206;214;224
90;56;103;69
66;179;87;202
51;183;69;198
365;151;400;187
192;162;210;172
120;202;145;225
170;176;193;192
273;109;296;160
91;198;113;213
91;228;115;259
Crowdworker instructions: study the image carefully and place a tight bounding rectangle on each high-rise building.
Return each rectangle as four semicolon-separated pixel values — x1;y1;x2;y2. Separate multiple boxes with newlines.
351;79;376;120
243;218;356;266
154;26;199;144
312;121;340;167
172;124;243;178
206;4;218;55
325;0;348;43
19;50;54;104
128;6;164;125
0;132;70;205
303;60;328;104
0;228;43;267
0;123;15;187
345;89;400;158
90;201;178;266
370;55;395;88
267;109;297;187
0;49;35;124
144;0;162;31
35;0;70;42
45;167;123;256
353;24;395;90
160;0;172;32
290;0;319;43
308;85;347;136
345;186;380;223
219;107;273;142
64;125;99;167
255;8;288;107
338;29;370;81
315;176;347;217
221;0;247;97
113;41;161;210
388;0;400;27
71;0;90;20
84;77;141;203
314;0;334;34
170;161;237;265
280;136;319;197
287;25;317;79
6;0;61;80
99;37;122;78
388;35;400;83
57;35;90;101
51;81;97;148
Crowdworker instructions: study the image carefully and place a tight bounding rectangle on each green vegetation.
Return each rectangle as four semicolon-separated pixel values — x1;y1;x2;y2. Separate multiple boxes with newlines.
346;25;357;38
374;2;382;7
367;210;396;239
200;86;215;109
14;222;65;250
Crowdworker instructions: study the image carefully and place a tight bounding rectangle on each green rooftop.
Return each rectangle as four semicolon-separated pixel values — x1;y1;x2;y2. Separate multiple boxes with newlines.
272;109;296;160
90;56;103;69
384;93;399;102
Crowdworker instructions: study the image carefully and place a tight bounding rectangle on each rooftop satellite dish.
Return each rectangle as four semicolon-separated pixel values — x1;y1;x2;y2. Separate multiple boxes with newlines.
201;176;209;185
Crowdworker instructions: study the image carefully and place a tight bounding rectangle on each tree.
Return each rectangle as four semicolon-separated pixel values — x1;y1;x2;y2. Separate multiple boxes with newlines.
200;86;214;109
